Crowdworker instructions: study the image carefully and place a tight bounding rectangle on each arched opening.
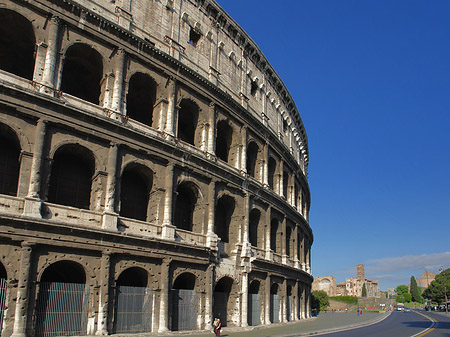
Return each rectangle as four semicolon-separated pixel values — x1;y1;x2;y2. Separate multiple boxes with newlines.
248;280;260;326
0;124;20;196
286;285;292;322
60;43;103;104
286;226;292;257
249;209;261;248
114;267;152;333
36;261;88;337
174;183;197;231
294;184;299;210
172;273;197;331
0;9;35;79
120;165;152;221
246;141;259;179
268;157;276;191
215;195;235;243
270;283;280;323
270;218;279;253
126;72;157;127
213;277;233;327
177;99;198;146
283;170;289;199
215;120;233;163
0;263;6;336
48;145;94;210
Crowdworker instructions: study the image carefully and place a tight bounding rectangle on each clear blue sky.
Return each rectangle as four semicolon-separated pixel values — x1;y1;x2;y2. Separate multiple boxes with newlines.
217;0;450;290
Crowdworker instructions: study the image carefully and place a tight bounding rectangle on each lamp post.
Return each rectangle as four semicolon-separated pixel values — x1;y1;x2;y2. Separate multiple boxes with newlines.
439;267;448;314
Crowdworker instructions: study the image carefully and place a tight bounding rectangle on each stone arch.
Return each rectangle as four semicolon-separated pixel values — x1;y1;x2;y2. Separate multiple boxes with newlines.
113;267;152;333
0;9;35;80
213;276;234;327
268;156;277;191
60;43;103;104
171;272;198;331
126;72;157;127
47;144;95;210
119;163;153;221
214;194;235;243
286;284;293;321
248;279;261;326
270;218;279;253
0;123;21;196
282;168;289;199
286;225;292;257
246;140;260;180
215;119;233;163
177;98;199;146
36;260;88;337
174;181;200;231
249;208;261;248
270;282;280;323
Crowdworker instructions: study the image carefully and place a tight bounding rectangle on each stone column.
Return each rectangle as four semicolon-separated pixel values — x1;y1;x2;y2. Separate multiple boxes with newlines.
241;271;248;327
23;120;47;217
281;216;287;262
111;49;126;114
158;258;171;332
293;281;299;321
279;161;284;196
207;102;216;155
204;264;214;330
165;78;176;136
263;143;269;186
265;207;272;260
293;225;300;269
11;242;33;337
265;275;271;324
95;251;111;335
161;163;175;239
41;16;61;91
206;180;217;249
102;143;119;230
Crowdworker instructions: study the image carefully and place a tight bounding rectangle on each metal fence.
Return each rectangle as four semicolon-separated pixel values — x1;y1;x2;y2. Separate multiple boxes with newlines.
114;285;152;333
0;278;6;337
171;289;197;331
35;282;89;337
248;293;260;326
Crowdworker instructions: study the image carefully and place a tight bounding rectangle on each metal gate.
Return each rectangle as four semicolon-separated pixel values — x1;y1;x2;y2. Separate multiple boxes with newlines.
247;293;260;326
286;295;292;321
0;278;6;337
114;285;152;333
171;289;197;331
35;282;89;337
270;294;280;323
213;292;228;326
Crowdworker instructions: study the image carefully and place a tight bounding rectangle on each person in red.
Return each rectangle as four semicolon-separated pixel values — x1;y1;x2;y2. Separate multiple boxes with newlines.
213;318;221;337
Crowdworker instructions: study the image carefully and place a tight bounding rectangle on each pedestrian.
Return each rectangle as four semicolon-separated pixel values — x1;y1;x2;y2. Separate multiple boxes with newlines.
213;318;221;337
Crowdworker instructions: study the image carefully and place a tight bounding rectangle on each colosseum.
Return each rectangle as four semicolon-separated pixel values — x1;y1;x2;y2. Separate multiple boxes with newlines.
0;0;312;335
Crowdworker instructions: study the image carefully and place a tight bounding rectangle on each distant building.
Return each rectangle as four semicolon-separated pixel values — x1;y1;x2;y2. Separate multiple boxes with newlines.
416;272;437;288
312;276;336;296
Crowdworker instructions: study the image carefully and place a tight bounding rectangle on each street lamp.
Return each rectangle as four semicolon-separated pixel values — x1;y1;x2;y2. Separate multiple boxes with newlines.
439;267;448;314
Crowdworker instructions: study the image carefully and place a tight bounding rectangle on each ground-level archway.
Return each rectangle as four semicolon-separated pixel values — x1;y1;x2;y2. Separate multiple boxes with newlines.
213;277;233;327
171;273;197;331
248;280;261;326
114;267;152;333
270;283;280;323
0;263;6;337
35;261;88;337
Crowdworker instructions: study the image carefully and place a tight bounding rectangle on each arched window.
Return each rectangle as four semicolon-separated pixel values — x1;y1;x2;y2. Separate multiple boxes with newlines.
246;141;259;179
0;125;20;196
120;165;152;221
283;170;289;198
270;218;278;253
60;43;103;104
126;73;157;127
48;145;94;209
174;183;197;231
286;226;292;257
177;99;198;146
216;120;233;163
249;209;261;247
268;157;276;191
0;9;35;79
215;195;235;243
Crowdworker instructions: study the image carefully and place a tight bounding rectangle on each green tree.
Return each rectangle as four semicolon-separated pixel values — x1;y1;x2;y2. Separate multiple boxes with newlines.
423;268;450;304
396;284;409;303
362;283;367;298
312;290;330;311
410;276;420;302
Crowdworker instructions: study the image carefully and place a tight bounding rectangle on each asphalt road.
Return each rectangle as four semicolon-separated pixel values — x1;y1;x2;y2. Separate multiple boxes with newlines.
313;310;450;337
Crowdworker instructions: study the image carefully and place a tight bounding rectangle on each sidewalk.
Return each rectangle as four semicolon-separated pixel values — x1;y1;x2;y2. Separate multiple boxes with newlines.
162;311;391;337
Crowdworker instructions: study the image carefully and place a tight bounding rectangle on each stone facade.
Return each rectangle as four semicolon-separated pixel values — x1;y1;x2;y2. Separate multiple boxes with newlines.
0;0;313;336
311;276;336;297
416;272;436;288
